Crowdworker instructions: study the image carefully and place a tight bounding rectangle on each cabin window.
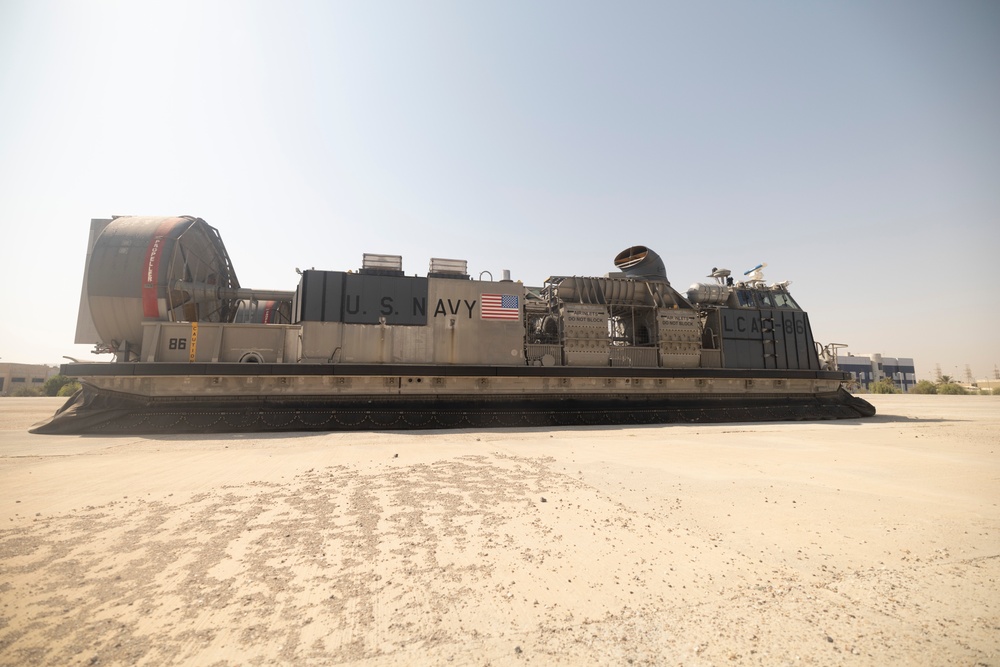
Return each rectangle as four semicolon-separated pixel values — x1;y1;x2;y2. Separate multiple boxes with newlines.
736;290;755;307
756;291;775;308
771;292;800;309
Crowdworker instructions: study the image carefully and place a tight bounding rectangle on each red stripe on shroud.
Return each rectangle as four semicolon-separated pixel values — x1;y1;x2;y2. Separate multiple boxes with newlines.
141;219;180;318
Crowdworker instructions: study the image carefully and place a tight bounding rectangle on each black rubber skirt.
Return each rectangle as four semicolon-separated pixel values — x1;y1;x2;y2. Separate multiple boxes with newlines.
30;386;876;435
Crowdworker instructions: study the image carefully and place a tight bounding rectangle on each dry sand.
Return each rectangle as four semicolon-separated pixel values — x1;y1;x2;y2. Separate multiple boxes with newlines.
0;395;997;666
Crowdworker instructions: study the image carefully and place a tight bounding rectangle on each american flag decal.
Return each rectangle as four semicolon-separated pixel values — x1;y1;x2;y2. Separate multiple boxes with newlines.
481;294;520;320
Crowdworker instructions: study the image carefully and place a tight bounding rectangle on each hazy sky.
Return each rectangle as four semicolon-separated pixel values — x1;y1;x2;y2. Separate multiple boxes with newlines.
1;1;997;381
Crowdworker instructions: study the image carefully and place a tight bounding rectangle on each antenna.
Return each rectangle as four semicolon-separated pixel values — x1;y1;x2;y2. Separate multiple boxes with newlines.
708;267;731;285
743;262;767;284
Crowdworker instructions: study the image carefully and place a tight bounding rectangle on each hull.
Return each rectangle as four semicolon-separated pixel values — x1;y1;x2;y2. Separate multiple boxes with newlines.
49;217;878;435
31;363;875;434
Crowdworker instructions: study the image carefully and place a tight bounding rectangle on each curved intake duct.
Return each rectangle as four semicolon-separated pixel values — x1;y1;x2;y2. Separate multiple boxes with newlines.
614;245;668;282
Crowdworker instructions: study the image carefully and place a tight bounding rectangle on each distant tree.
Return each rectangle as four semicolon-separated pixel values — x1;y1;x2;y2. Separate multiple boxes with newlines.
42;375;75;397
56;381;81;397
11;386;42;397
910;380;937;394
937;375;953;385
937;383;968;395
994;387;1000;396
869;377;901;394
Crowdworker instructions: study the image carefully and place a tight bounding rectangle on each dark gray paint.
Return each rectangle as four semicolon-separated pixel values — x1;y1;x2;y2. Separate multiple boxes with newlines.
297;271;429;325
720;308;819;370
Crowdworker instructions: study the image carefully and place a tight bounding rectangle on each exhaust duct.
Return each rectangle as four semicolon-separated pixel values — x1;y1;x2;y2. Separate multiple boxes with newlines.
613;245;668;282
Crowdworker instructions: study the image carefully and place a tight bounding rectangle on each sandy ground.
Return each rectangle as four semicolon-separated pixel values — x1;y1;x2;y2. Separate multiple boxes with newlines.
0;395;997;666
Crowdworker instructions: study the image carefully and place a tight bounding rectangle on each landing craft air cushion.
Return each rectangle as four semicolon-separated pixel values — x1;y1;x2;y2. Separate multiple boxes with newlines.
31;215;874;434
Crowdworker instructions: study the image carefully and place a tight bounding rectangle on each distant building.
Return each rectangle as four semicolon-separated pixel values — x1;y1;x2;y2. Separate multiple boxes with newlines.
975;378;1000;393
0;363;59;396
837;353;916;392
